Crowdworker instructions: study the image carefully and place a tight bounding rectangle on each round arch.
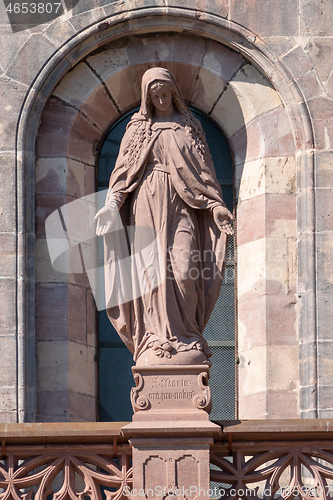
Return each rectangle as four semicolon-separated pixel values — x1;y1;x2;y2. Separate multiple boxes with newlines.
18;9;315;421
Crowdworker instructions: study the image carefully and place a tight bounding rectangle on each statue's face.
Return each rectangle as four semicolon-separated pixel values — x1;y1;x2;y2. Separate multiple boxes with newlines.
149;81;173;114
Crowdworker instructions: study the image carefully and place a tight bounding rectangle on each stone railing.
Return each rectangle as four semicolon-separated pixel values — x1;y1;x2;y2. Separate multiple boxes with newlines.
211;420;333;500
0;423;132;499
1;420;333;499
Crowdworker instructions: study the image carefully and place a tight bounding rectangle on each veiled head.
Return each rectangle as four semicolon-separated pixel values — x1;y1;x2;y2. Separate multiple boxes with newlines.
139;67;183;117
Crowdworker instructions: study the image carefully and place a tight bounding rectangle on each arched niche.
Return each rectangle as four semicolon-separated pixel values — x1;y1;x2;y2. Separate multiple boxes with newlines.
17;11;314;421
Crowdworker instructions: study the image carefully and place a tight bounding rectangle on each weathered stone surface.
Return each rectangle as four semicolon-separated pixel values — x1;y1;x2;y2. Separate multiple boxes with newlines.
317;386;333;413
36;157;67;195
300;0;333;35
266;194;297;237
266;390;298;418
67;159;85;199
213;84;251;138
0;411;17;423
238;391;268;419
6;34;56;86
69;8;105;33
305;38;333;84
317;289;333;340
282;46;313;80
237;195;266;245
0;232;16;277
0;153;15;232
35;238;67;283
266;291;297;344
37;97;77;158
237;238;266;297
103;66;140;112
230;121;264;165
267;345;298;391
68;284;87;344
196;0;229;17
230;0;299;36
53;62;102;110
238;294;266;351
37;341;68;392
0;335;17;385
318;341;333;386
0;26;30;71
236;157;296;202
36;194;68;238
69;392;96;421
44;17;76;47
239;345;267;396
37;391;69;421
67;112;103;164
0;77;27;151
0;279;16;335
316;233;333;289
297;70;323;101
192;67;224;113
36;283;68;341
259;106;295;157
80;84;119;132
316;189;333;232
68;342;96;396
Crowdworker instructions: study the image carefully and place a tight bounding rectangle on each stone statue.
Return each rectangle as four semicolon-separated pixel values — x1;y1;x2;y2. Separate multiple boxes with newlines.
95;67;233;367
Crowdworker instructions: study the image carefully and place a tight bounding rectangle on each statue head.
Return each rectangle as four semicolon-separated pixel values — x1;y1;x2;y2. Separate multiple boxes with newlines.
139;67;183;118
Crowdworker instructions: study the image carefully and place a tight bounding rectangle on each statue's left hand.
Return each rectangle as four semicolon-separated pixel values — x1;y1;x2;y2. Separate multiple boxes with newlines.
212;205;234;235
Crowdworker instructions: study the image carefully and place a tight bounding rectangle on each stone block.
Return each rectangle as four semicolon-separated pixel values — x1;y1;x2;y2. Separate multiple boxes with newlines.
317;289;333;341
0;279;16;335
236;157;296;202
266;390;298;418
266;292;297;345
67;159;85;199
69;392;96;421
238;345;267;396
53;62;101;109
35;157;67;195
312;115;333;151
35;238;67;283
238;391;267;419
68;342;96;397
317;386;333;412
282;46;313;80
0;27;30;72
37;341;68;392
266;194;297;237
0;77;27;151
0;153;16;232
212;84;250;139
237;195;266;246
69;8;105;33
104;67;141;113
44;17;76;47
196;0;228;16
37;97;77;157
318;341;333;386
80;84;119;132
258;106;295;157
300;0;333;35
231;64;281;116
203;39;244;82
36;283;68;341
230;121;264;166
68;284;87;344
230;0;299;36
37;390;69;421
0;232;16;277
237;238;266;298
192;67;224;113
305;38;333;84
315;188;333;232
67;112;102;164
0;411;17;423
238;293;266;351
297;70;323;100
0;335;17;385
6;34;56;86
85;164;96;196
36;194;68;238
267;345;298;392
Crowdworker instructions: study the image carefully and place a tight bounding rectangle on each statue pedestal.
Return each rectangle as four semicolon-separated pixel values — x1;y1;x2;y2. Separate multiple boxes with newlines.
122;365;221;499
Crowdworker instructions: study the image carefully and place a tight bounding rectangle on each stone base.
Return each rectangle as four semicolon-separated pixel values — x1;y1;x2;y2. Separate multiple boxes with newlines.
121;364;221;499
130;364;213;420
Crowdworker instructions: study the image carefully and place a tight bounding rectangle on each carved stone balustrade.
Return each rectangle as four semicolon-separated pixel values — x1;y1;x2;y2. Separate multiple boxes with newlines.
1;420;333;499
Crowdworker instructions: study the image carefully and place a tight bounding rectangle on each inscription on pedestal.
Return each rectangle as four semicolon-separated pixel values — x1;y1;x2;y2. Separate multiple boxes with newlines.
131;366;211;414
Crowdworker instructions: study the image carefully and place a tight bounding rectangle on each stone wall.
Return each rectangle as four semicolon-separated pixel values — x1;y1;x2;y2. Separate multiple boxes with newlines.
0;0;332;422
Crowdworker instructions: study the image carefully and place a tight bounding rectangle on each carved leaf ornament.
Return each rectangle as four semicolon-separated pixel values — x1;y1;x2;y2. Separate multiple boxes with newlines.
0;448;132;500
210;447;333;500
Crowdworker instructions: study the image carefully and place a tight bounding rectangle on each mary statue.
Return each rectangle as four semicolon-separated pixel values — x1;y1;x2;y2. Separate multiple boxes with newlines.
95;67;233;367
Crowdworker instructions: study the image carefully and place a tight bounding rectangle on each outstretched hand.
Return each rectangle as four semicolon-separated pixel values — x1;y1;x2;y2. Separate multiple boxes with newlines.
212;205;234;235
94;205;117;236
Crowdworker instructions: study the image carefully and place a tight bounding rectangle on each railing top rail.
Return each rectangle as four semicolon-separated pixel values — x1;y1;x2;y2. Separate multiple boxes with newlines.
214;419;333;442
0;422;130;445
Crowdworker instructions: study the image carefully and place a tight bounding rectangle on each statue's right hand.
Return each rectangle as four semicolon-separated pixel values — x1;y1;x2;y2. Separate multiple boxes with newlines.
94;205;117;236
